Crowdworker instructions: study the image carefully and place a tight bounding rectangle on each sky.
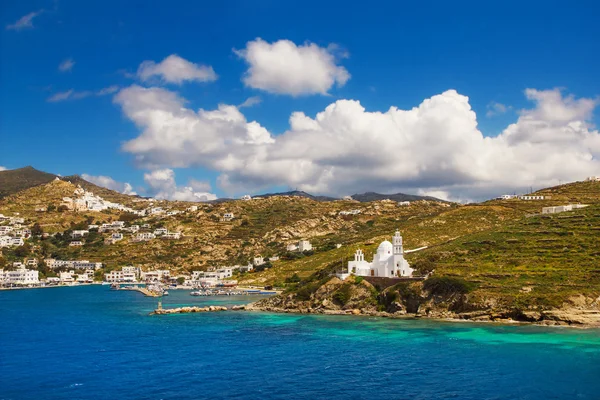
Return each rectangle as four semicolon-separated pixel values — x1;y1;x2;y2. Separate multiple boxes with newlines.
1;0;600;202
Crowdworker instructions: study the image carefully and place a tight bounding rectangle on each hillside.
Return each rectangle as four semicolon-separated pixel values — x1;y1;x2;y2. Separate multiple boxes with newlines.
0;166;57;198
350;191;448;203
249;181;600;325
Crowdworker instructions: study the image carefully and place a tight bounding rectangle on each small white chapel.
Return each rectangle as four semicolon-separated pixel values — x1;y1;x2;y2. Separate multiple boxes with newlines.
337;231;414;279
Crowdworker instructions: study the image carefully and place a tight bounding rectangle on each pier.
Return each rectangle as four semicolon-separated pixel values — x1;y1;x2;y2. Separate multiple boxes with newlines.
112;285;162;297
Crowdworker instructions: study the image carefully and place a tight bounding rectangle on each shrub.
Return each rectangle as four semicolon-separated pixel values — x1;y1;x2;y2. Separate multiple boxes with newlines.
354;276;364;284
285;273;301;283
332;283;352;305
423;276;473;296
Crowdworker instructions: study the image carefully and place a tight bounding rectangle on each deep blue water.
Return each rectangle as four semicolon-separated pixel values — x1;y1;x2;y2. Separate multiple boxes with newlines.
1;286;599;400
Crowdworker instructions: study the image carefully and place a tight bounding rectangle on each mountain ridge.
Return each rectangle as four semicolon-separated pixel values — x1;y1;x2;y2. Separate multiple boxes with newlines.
1;166;450;204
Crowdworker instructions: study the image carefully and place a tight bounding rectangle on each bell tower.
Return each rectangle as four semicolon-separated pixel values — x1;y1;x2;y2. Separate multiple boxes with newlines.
393;230;403;255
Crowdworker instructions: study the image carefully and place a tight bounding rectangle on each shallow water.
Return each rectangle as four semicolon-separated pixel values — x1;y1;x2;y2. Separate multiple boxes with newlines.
1;285;599;399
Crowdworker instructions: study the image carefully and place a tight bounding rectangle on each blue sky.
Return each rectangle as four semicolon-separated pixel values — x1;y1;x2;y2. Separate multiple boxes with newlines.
1;0;600;201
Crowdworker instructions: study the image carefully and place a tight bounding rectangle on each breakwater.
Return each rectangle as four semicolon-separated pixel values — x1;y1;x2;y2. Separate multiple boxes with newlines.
151;304;246;315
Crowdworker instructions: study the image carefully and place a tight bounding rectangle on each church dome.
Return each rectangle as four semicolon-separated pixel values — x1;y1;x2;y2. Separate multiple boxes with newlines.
377;240;393;255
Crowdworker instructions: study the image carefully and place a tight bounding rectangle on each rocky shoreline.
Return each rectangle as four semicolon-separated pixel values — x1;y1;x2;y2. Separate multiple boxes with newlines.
244;303;600;328
244;276;600;328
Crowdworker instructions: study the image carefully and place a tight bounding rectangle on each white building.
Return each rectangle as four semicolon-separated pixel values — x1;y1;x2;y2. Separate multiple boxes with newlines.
104;270;123;283
44;259;103;270
70;241;84;247
163;232;181;240
286;243;298;252
133;232;155;242
342;231;414;279
141;270;170;282
2;266;39;285
542;204;588;214
187;205;198;212
59;271;75;284
10;238;25;247
253;256;265;266
241;195;252;201
25;258;38;267
298;240;312;252
398;201;411;206
192;268;233;282
585;176;599;181
223;212;234;221
154;228;168;236
239;264;254;273
71;230;89;239
111;232;124;241
122;266;141;281
519;195;545;200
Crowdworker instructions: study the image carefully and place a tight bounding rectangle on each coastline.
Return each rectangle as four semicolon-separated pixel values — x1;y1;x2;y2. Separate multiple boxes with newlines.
0;282;104;291
243;303;600;329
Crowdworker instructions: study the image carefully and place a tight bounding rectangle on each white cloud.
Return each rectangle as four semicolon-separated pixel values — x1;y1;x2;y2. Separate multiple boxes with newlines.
116;85;600;201
81;174;137;195
239;96;262;108
47;90;74;102
0;166;7;171
486;101;511;117
58;58;75;72
143;169;217;202
47;86;120;102
234;38;350;96
137;54;217;85
97;85;120;95
6;10;43;31
115;85;274;170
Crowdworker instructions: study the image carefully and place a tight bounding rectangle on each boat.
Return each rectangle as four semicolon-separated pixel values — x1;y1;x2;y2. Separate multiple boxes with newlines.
162;291;169;296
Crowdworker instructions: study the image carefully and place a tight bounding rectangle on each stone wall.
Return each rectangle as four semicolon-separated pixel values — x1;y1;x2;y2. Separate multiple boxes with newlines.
363;276;424;290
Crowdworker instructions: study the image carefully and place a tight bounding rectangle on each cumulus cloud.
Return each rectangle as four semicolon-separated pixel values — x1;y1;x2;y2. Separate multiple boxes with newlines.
0;166;7;171
116;85;600;201
143;169;217;202
6;10;43;31
58;58;75;72
137;54;217;85
47;86;120;102
115;85;274;169
486;101;511;117
234;38;350;96
81;174;137;195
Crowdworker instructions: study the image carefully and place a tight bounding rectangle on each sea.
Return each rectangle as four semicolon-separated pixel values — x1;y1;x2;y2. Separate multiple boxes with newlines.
1;285;599;400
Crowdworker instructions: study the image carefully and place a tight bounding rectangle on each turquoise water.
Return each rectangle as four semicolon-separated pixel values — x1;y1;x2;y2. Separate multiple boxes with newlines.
1;286;599;399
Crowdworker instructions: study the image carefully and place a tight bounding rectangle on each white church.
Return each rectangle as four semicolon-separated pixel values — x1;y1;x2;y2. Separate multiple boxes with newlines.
336;231;414;280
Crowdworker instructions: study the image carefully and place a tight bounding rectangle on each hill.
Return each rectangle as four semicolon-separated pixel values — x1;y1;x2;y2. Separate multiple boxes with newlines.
255;190;338;202
248;180;600;325
0;166;57;198
350;191;448;203
62;175;140;205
